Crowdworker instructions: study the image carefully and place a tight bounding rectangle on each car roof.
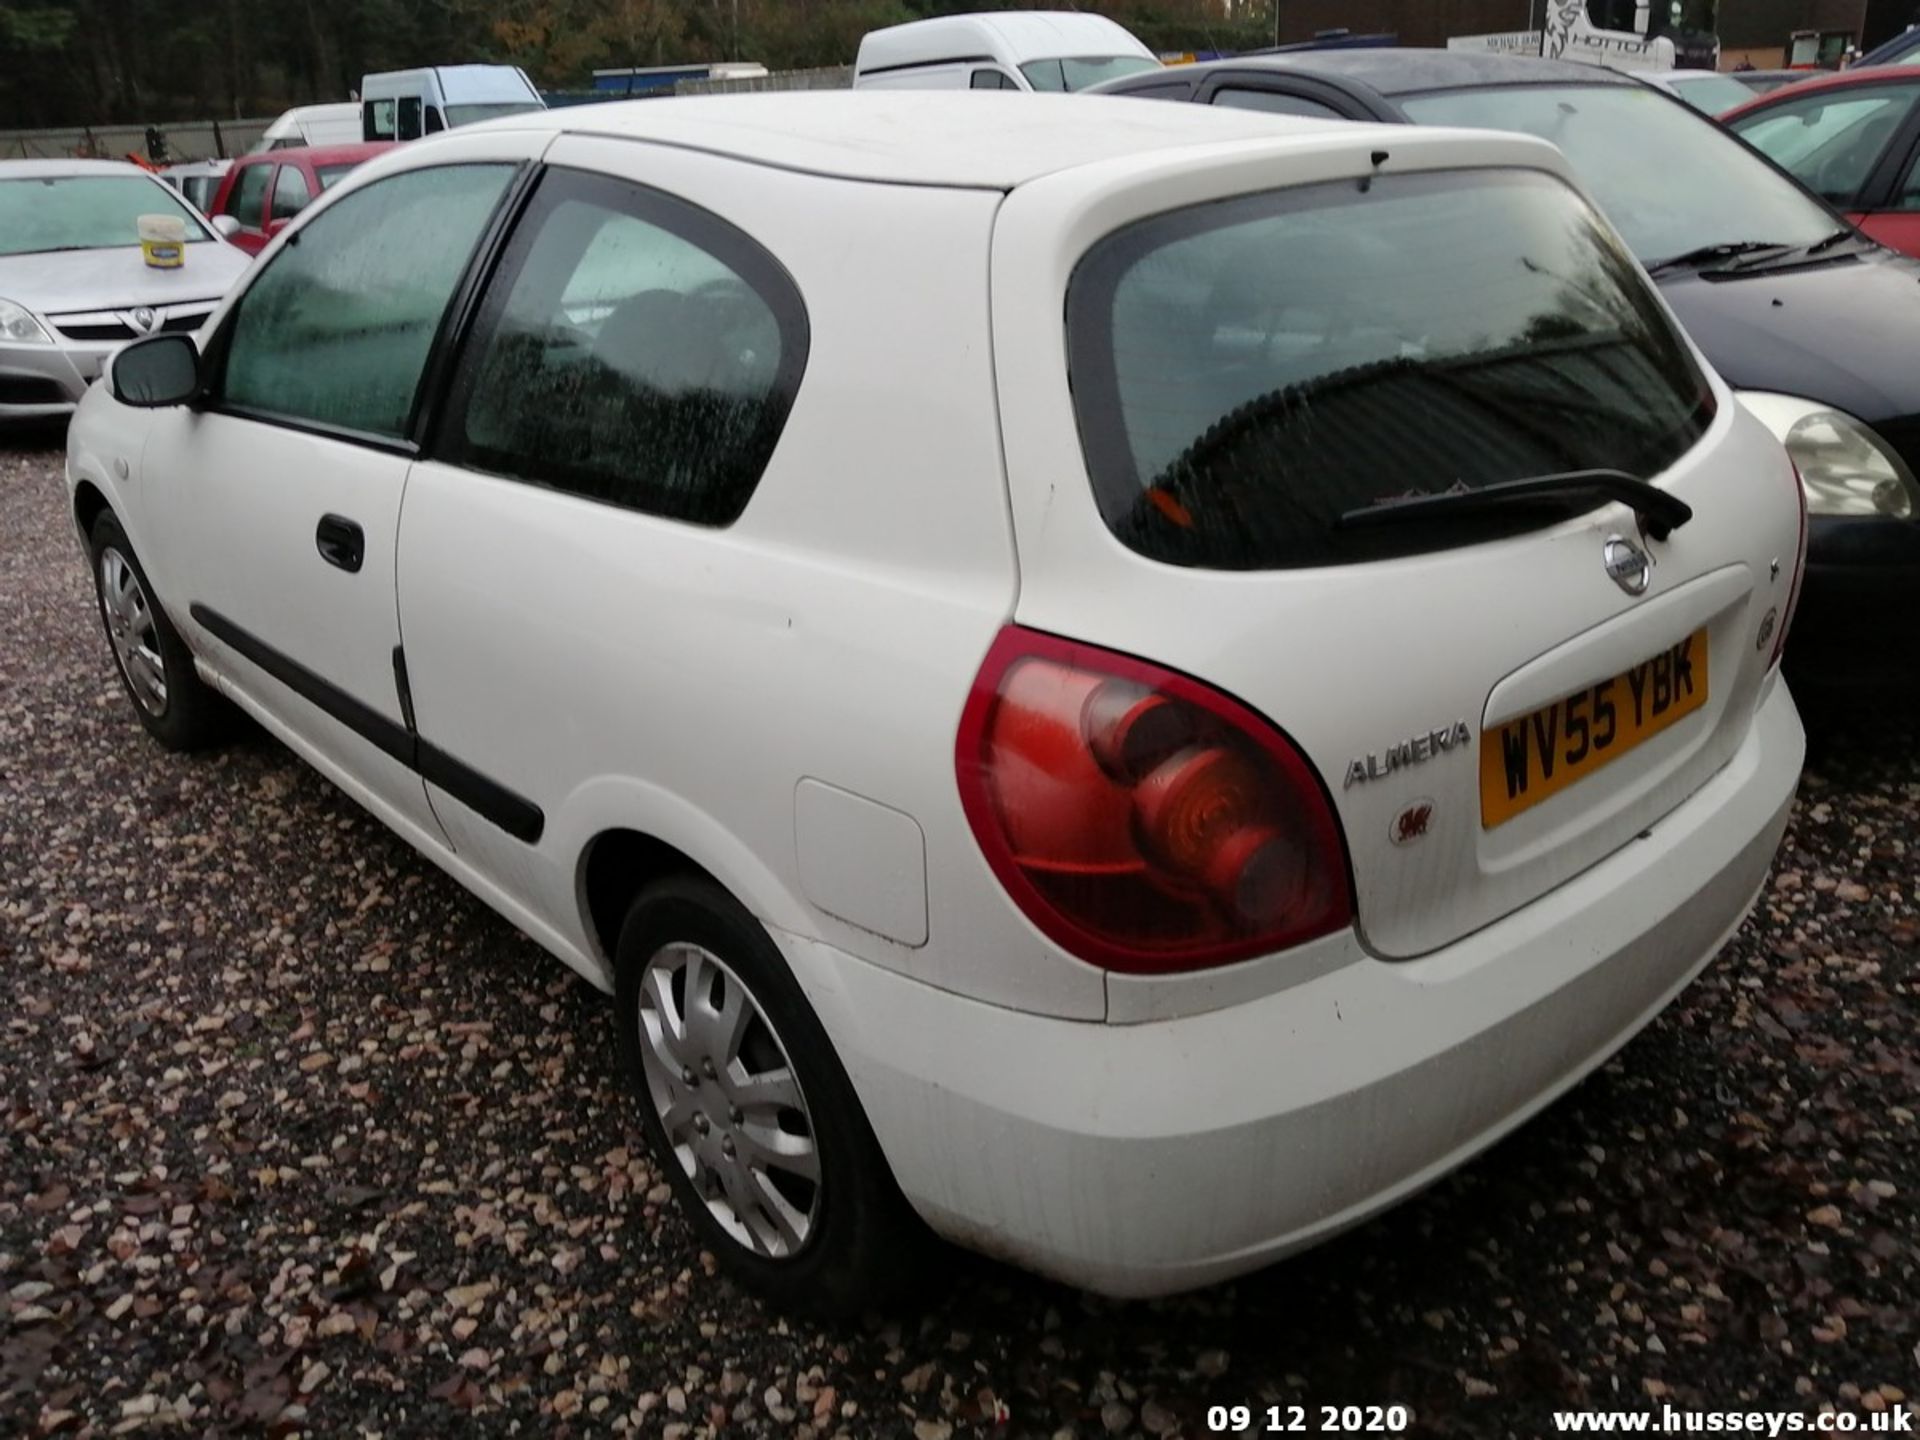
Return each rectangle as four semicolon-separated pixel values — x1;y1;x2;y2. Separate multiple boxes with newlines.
1170;47;1636;97
0;158;164;180
271;102;360;122
1719;63;1920;123
856;11;1150;70
1728;63;1920;107
233;142;397;166
469;92;1400;188
1857;27;1920;65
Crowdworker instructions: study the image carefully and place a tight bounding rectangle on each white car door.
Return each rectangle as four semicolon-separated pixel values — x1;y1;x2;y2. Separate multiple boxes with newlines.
140;150;533;848
392;151;816;906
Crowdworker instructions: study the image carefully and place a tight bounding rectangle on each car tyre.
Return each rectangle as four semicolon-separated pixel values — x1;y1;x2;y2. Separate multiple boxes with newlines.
614;874;925;1315
88;511;233;750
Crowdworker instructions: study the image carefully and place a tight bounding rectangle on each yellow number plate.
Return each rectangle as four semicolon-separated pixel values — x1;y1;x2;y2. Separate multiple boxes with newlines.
1480;628;1709;829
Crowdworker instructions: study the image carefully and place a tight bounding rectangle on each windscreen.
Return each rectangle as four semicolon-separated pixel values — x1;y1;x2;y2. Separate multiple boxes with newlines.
446;101;544;127
316;164;358;190
1729;84;1919;202
1021;56;1160;91
1399;84;1836;264
1066;169;1714;570
0;175;210;256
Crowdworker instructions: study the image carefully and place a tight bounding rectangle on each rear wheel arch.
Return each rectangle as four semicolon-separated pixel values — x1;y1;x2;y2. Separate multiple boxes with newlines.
579;829;730;969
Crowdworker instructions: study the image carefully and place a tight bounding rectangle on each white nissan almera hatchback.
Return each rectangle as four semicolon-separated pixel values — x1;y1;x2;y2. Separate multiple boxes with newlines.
66;94;1807;1312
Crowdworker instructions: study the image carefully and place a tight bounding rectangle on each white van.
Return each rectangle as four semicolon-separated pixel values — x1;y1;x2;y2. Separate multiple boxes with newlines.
251;103;363;153
359;64;545;142
853;11;1158;91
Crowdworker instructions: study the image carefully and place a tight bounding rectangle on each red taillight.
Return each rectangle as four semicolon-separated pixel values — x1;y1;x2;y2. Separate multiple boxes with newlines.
1772;457;1809;669
955;626;1353;974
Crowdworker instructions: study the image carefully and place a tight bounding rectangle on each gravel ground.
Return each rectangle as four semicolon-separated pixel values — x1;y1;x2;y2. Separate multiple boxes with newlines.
2;437;1916;1440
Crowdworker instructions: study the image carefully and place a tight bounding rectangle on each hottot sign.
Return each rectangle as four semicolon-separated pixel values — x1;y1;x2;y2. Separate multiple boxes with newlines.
1449;1;1677;73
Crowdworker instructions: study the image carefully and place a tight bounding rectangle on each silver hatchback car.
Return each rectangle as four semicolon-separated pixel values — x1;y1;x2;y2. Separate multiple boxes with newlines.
0;159;250;423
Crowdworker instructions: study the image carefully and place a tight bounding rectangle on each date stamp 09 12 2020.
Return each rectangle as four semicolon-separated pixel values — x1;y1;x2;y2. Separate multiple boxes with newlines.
1207;1404;1413;1434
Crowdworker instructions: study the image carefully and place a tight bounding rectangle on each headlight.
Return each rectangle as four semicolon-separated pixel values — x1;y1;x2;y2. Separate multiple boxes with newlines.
1739;391;1918;520
0;298;52;345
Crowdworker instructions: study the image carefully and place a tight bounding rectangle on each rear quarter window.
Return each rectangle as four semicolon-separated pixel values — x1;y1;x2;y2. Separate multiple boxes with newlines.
435;166;808;527
1066;168;1715;569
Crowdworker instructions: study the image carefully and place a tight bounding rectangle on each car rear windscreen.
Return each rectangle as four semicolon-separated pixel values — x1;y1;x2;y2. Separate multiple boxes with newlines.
1066;168;1715;569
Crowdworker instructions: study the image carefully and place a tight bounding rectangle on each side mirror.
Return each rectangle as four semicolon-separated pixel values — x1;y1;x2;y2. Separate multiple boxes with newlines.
112;333;203;408
211;214;242;238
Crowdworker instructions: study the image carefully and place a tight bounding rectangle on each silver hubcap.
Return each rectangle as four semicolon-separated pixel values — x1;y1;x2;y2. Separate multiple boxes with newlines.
99;547;167;716
636;943;821;1258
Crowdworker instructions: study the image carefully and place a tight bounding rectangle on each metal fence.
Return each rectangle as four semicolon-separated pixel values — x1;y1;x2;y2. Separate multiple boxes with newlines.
675;65;853;95
0;117;274;164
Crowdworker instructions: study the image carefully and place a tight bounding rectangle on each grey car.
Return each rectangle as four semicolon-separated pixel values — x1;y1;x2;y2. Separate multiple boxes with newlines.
0;159;252;423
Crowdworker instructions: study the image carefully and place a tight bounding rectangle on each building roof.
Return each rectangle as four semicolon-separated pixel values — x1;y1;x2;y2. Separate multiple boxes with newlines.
473;91;1401;189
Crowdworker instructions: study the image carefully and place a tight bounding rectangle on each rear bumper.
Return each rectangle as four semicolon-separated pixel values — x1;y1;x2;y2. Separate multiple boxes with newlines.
781;682;1803;1297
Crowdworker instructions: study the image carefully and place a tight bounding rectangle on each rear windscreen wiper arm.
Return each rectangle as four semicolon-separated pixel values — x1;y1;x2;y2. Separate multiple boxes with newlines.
1336;469;1694;542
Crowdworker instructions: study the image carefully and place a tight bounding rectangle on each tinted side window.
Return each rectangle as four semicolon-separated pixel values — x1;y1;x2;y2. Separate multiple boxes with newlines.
438;166;809;526
227;164;270;227
1213;87;1344;120
398;96;424;141
364;99;396;140
971;68;1014;90
219;164;515;440
270;165;312;221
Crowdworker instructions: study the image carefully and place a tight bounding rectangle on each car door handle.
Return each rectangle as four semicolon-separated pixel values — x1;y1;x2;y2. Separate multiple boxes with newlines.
315;514;365;573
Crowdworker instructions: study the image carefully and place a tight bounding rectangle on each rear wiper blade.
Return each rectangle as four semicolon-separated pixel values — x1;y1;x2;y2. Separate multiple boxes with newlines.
1645;241;1793;277
1336;469;1694;542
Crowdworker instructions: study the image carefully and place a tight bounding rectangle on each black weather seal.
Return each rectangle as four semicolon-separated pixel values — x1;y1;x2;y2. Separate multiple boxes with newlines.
192;604;415;767
856;53;994;76
191;606;545;844
417;740;545;843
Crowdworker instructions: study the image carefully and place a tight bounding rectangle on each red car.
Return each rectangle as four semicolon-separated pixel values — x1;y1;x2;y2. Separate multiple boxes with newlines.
206;142;396;254
1723;66;1920;259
